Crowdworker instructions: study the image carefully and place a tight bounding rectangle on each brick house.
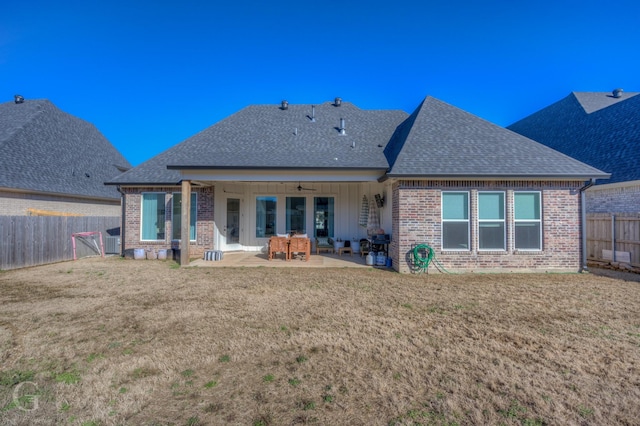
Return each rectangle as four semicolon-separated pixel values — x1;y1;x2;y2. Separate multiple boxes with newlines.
0;97;131;216
107;96;608;272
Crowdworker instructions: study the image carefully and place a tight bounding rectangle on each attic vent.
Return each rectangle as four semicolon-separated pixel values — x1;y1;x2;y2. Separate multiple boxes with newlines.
612;88;624;98
339;118;346;135
281;100;289;110
14;94;24;104
334;97;342;107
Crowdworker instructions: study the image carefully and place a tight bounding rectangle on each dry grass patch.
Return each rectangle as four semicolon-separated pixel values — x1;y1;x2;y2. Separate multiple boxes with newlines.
1;257;639;425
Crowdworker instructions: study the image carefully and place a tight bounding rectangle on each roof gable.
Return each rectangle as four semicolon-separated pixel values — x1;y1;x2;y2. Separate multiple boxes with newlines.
0;99;131;199
508;91;640;184
574;91;640;114
386;97;608;179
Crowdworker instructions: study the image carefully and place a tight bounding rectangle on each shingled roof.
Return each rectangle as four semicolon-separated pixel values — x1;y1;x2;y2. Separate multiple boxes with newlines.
108;96;608;186
508;91;639;184
108;100;408;185
0;99;131;200
385;97;609;179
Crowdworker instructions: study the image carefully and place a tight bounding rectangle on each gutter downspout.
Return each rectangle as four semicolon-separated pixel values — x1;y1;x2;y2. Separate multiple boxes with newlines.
579;178;596;272
117;186;126;257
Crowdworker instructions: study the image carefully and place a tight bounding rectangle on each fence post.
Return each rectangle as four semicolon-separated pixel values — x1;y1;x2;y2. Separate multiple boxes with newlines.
611;214;616;262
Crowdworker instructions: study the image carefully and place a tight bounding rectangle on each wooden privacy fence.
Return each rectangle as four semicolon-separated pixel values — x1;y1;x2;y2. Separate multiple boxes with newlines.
0;216;120;270
587;213;640;268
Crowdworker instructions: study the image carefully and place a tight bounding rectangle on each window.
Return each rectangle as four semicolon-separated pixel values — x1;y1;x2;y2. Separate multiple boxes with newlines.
478;192;505;250
314;197;334;237
442;192;469;250
286;197;306;234
514;192;542;250
256;196;277;238
141;193;165;240
172;192;197;241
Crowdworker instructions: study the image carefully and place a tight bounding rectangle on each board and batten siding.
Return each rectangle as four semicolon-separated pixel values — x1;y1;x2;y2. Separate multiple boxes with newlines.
214;182;390;251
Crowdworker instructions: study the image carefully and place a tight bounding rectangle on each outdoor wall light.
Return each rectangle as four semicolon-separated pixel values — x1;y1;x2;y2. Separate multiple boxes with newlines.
375;193;384;208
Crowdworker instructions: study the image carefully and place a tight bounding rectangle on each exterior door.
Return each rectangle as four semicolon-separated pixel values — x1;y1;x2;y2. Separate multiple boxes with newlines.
223;197;241;251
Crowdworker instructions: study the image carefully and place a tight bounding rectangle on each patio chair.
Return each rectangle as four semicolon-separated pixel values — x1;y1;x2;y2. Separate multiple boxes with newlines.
359;239;370;257
288;236;310;261
315;237;334;254
268;236;289;260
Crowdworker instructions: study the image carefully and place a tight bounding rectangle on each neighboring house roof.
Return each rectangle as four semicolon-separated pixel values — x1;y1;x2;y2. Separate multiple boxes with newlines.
508;91;639;185
108;96;608;186
0;99;131;200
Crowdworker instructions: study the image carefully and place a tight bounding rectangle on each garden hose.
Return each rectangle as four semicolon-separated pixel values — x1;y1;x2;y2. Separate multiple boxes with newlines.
411;244;451;274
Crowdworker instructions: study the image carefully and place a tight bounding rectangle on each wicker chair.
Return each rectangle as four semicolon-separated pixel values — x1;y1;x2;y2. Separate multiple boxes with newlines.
288;236;310;261
268;236;289;260
315;237;334;254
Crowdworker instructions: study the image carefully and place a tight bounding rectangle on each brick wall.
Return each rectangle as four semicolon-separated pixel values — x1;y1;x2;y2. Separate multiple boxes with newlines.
391;180;583;273
0;190;121;216
586;181;640;214
121;186;215;258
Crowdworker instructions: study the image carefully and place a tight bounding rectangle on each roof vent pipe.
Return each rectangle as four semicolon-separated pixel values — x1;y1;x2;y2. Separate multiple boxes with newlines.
339;118;346;135
14;94;24;104
334;97;342;107
613;88;623;98
310;105;316;122
281;100;289;110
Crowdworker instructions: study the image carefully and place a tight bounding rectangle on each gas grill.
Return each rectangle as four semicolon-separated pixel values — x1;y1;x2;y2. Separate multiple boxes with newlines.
370;234;391;257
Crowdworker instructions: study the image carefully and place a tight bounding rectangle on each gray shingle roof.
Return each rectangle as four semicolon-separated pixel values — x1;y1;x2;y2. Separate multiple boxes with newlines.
109;96;609;186
109;101;408;184
0;99;131;199
508;91;639;184
385;97;609;179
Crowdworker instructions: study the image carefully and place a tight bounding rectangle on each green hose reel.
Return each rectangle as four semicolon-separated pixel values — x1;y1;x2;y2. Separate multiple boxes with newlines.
411;244;451;274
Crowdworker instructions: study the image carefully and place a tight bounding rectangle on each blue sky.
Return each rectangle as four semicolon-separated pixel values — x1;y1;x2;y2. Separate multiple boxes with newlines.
3;0;639;166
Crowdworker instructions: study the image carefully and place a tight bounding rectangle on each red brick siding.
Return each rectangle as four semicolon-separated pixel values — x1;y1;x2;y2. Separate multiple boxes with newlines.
121;186;215;257
392;180;583;273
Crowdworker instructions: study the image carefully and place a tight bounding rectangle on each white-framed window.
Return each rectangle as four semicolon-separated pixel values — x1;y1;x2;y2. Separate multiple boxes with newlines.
514;191;542;250
172;192;197;241
141;192;165;241
441;191;470;250
478;191;505;250
256;196;277;238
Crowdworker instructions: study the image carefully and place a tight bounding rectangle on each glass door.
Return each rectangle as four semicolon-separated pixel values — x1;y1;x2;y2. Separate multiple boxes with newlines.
314;197;334;238
223;197;241;250
286;197;306;234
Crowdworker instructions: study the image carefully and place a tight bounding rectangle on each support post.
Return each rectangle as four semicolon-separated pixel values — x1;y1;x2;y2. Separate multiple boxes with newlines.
180;180;191;266
612;214;616;263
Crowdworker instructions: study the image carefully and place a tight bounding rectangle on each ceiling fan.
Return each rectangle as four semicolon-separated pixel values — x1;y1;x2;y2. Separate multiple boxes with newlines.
297;182;317;191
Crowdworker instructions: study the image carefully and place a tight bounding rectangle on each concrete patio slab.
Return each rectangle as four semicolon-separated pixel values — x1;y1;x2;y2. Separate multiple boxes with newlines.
189;251;381;268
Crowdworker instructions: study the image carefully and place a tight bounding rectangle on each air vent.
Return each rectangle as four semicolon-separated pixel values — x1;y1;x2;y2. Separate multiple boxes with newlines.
281;100;289;110
334;97;342;107
612;88;623;98
14;94;24;104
